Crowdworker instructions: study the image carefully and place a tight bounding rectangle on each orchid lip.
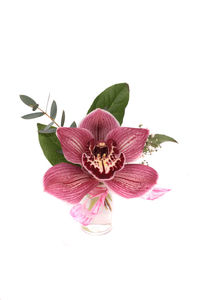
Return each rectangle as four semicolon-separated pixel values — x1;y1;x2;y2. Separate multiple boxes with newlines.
82;139;125;180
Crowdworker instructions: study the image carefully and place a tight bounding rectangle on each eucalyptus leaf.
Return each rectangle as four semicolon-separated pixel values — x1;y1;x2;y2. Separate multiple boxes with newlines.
45;93;50;112
20;95;37;107
37;123;80;166
39;127;57;134
70;121;77;128
44;121;55;131
87;83;129;125
50;100;57;119
61;110;65;127
21;112;44;119
32;104;39;111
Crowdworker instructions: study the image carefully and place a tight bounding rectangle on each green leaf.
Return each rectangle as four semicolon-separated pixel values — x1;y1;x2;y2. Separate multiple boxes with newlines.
149;134;178;146
37;123;80;166
50;100;57;119
61;110;65;127
39;127;57;134
43;121;55;131
20;95;37;107
143;133;178;154
56;149;63;154
70;121;77;128
21;112;44;119
32;104;39;111
87;83;129;125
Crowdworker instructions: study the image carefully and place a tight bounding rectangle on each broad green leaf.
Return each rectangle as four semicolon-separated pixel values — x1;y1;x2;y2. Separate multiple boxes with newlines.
50;100;57;119
70;121;77;128
56;149;63;154
61;110;65;127
22;112;44;119
149;134;178;146
143;133;178;154
20;95;37;107
87;83;129;125
37;123;79;166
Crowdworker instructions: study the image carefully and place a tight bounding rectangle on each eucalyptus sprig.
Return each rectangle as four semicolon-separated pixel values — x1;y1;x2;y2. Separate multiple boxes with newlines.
20;95;65;133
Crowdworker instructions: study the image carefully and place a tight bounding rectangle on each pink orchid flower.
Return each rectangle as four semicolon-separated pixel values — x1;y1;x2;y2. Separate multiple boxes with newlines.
44;109;158;204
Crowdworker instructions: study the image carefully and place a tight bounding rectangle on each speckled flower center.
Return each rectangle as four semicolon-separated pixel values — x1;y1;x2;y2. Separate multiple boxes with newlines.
82;139;125;180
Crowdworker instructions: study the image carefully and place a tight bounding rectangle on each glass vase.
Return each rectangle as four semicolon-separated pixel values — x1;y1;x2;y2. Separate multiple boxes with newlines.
81;192;112;236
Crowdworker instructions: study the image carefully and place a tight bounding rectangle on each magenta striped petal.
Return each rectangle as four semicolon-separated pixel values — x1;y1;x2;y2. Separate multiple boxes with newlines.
106;127;149;162
105;164;158;198
57;127;93;164
79;109;119;141
44;163;98;204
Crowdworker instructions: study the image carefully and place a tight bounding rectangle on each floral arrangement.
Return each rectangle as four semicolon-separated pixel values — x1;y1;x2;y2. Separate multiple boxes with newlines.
20;83;177;234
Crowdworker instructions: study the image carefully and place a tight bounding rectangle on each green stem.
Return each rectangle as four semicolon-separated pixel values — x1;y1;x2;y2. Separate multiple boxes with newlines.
38;107;60;127
104;197;112;211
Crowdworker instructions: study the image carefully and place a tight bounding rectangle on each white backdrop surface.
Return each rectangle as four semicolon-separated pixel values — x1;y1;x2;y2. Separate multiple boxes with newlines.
0;1;199;299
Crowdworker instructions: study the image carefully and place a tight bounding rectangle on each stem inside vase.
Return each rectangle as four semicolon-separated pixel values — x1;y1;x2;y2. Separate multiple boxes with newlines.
81;190;112;235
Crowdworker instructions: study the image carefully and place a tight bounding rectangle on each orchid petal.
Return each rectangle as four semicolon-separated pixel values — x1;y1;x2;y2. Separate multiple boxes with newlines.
105;164;158;198
142;186;171;200
57;127;93;164
106;127;149;162
79;109;119;141
44;163;98;204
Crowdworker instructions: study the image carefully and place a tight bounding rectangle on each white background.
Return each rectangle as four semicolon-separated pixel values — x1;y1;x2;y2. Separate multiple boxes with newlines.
0;0;199;299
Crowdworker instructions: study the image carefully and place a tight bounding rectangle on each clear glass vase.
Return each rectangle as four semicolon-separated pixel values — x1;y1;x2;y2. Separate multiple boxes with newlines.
81;193;112;235
70;185;112;235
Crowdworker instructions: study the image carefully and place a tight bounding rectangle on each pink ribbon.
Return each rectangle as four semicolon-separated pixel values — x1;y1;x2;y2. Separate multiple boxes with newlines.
141;186;171;200
70;185;170;226
70;186;109;226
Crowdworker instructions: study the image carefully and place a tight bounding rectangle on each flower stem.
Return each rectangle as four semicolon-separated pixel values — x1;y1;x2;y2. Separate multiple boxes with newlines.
38;107;60;127
105;197;112;211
